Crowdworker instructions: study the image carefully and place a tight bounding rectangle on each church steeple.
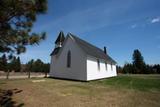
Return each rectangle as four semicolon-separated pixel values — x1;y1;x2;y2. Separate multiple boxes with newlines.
55;31;65;48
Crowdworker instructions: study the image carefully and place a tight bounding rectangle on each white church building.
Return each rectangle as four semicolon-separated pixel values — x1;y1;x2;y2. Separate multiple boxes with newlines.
49;31;117;81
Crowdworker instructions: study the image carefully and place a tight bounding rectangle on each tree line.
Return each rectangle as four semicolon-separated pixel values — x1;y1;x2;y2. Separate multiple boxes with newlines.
0;54;50;78
26;59;50;78
117;49;160;74
0;54;21;72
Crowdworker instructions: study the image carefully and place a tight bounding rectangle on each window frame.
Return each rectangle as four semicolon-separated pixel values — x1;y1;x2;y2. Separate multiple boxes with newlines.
105;62;108;71
97;59;100;71
111;63;113;71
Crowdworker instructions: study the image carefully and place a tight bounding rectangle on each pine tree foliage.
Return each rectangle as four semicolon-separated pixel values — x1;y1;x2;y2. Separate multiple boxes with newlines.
0;0;47;58
0;54;7;71
7;56;21;72
16;56;21;72
132;49;145;73
26;59;49;73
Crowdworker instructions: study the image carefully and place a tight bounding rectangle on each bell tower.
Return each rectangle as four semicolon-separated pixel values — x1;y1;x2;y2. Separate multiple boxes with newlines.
55;31;65;48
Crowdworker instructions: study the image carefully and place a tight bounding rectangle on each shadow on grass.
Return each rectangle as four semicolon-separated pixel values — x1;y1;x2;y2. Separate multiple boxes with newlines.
0;82;6;85
48;76;87;82
0;88;24;107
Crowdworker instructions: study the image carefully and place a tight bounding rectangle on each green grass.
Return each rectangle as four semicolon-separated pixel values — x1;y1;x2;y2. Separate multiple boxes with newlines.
91;75;160;92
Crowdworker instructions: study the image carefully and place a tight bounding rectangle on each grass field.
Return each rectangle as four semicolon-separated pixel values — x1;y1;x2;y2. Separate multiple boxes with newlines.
0;75;160;107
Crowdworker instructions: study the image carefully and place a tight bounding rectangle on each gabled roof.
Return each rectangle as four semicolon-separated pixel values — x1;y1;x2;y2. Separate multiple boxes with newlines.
50;32;117;64
69;33;117;64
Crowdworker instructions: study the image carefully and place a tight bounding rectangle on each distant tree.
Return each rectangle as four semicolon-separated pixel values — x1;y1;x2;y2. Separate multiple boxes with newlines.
153;64;160;74
116;66;123;74
33;59;43;72
43;63;50;77
10;56;17;72
5;57;17;79
6;62;12;79
26;59;34;78
144;64;155;74
123;63;135;74
7;56;21;72
121;49;159;74
0;54;7;72
26;59;50;78
15;57;21;72
132;49;146;73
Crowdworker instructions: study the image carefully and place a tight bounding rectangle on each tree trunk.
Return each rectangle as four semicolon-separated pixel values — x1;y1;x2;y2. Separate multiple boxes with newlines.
6;70;10;79
44;72;47;78
28;70;30;78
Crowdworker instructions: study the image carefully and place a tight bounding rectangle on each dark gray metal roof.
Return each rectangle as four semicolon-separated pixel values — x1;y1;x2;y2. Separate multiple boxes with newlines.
69;33;117;64
50;47;60;56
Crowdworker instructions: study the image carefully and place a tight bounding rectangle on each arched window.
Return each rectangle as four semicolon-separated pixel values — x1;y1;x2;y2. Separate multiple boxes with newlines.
97;59;100;71
67;50;71;68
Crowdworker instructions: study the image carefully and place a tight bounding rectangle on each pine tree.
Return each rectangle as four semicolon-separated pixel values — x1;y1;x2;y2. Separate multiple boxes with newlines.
0;0;47;58
0;54;7;72
26;59;34;78
10;56;17;72
44;63;50;77
15;57;21;72
33;59;43;72
132;49;145;73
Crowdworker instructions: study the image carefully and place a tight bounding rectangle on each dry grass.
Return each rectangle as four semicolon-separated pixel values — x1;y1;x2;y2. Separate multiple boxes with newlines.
0;75;160;107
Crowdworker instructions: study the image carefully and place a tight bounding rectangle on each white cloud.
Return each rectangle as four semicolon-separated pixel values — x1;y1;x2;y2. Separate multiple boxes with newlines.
131;24;137;28
151;17;160;23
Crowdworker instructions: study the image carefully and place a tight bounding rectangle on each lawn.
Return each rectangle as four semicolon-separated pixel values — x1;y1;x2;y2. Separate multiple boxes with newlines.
0;75;160;107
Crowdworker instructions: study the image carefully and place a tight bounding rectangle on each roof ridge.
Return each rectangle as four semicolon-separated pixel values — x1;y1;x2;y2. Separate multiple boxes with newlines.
69;33;104;52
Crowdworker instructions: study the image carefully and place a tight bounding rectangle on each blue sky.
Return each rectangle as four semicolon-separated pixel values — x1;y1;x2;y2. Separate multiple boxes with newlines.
20;0;160;66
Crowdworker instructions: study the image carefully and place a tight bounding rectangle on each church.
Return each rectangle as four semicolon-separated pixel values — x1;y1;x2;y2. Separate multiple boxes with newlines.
49;31;117;81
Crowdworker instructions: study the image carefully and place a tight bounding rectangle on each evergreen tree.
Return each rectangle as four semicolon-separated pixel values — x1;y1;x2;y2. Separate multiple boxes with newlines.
153;64;160;74
10;56;17;72
15;57;21;72
123;63;135;74
33;59;43;72
0;0;47;59
132;49;145;73
26;59;34;78
116;66;123;74
44;63;50;77
0;54;7;71
26;59;50;77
